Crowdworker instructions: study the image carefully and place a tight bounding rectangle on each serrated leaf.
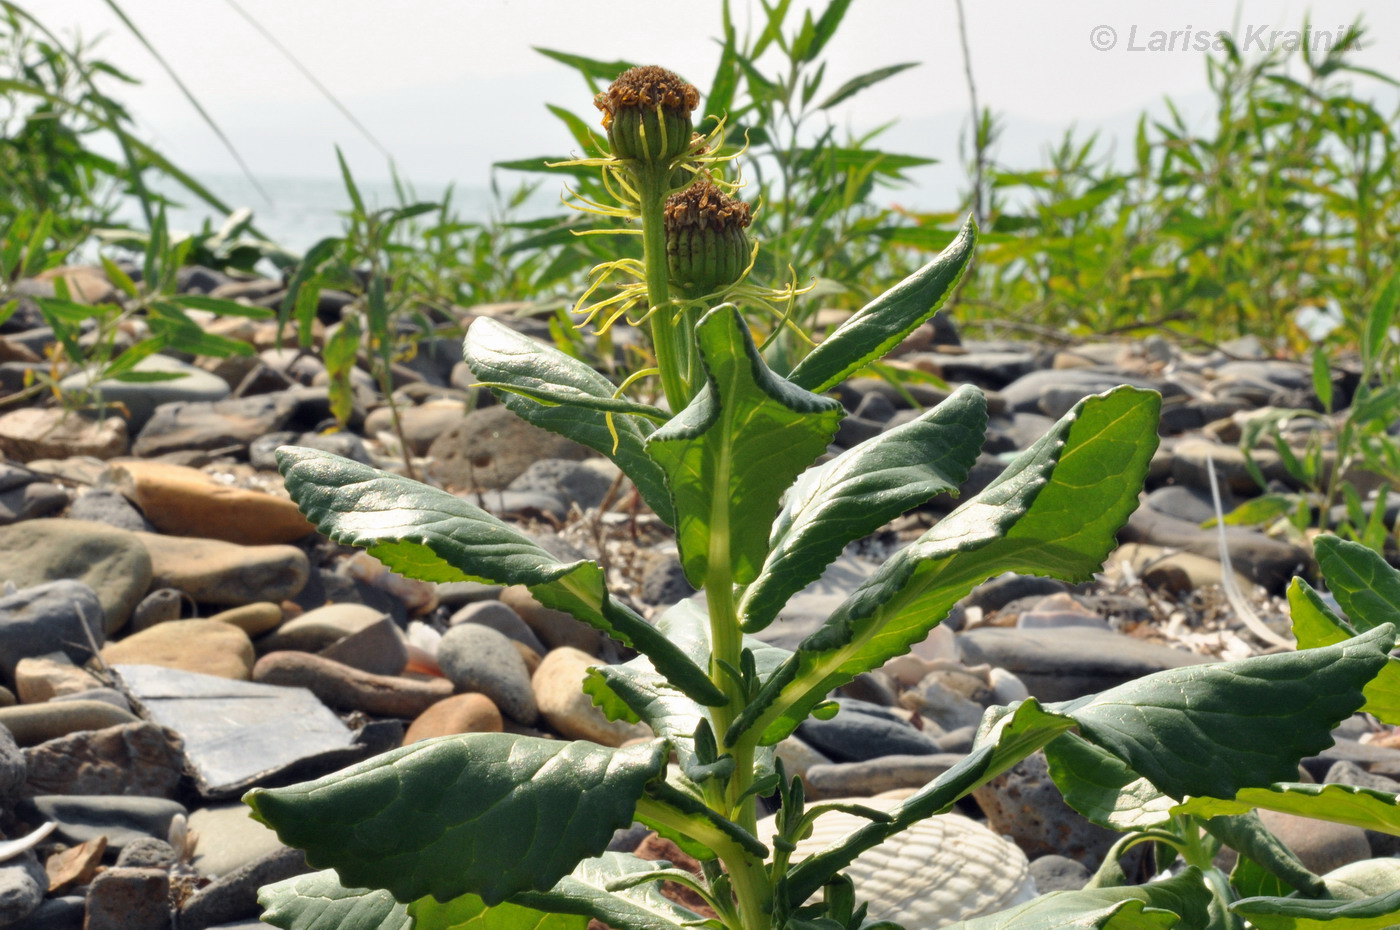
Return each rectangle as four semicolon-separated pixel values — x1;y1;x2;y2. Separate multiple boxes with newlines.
259;869;413;930
410;892;584;930
245;734;667;906
1233;889;1400;930
583;599;787;782
785;699;1076;901
942;869;1212;930
738;384;987;633
276;447;723;707
1174;782;1400;837
646;306;844;587
1044;732;1176;831
788;218;975;394
463;318;675;525
635;780;768;863
730;387;1159;747
1314;536;1400;632
1051;625;1396;801
1288;579;1400;724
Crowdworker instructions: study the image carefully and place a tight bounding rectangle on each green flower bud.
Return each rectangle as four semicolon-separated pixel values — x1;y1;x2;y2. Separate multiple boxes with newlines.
664;179;752;296
595;65;699;164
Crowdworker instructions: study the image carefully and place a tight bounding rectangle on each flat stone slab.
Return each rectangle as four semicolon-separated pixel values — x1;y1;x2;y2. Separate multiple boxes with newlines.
114;664;362;798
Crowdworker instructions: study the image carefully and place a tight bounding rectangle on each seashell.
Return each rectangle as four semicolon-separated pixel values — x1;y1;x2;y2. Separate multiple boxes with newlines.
0;821;56;862
758;797;1035;930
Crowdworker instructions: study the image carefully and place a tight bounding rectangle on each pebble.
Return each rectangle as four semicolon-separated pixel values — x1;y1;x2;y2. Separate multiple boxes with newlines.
499;585;603;654
957;626;1208;702
1257;808;1371;875
0;476;67;526
116;838;176;869
971;751;1121;870
258;603;389;653
0;520;152;633
112;460;313;545
176;845;309;930
22;722;183;798
130;588;184;632
132;393;296;458
0;854;47;926
84;866;170;930
427;404;592;491
436;623;538;724
316;615;409;676
0;581;106;689
60;353;229;432
796;700;940;763
138;532;309;606
0;724;25;808
206;602;283;637
1029;855;1091;893
803;753;966;800
102;620;255;680
774;736;831;780
251;651;451;717
507;457;615;511
366;397;468;456
1014;592;1109;630
187;804;286;879
0;701;138;747
27;795;186;850
0;408;128;462
533;647;650;746
1324;761;1400;857
403;693;503;744
66;488;153;533
449;600;546;653
1120;505;1311;591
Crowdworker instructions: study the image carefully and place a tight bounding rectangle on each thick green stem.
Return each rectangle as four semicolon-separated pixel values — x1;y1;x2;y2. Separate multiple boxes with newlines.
635;164;691;412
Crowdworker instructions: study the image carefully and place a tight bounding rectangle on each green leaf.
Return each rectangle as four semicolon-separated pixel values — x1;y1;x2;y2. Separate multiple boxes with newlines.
805;0;854;61
171;294;276;318
1289;578;1400;724
99;255;139;298
1233;889;1400;930
646;306;844;586
1366;273;1400;367
244;734;668;906
817;62;919;110
730;387;1159;747
1314;535;1400;632
533;47;637;88
785;699;1077;901
1174;782;1400;837
337;146;366;215
413;853;701;930
1044;733;1177;831
788;217;975;394
1202;813;1324;897
940;869;1213;930
1052;624;1396;801
635;780;768;862
463;318;675;525
276;447;724;708
259;869;412;930
584;599;787;782
410;893;584;930
738;384;987;633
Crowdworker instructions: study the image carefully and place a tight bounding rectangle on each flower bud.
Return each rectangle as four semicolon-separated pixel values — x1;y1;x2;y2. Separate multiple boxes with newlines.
664;179;752;296
595;65;699;164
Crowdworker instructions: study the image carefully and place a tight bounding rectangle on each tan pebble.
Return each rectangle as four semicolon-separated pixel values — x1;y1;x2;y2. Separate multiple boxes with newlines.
253;651;451;717
0;700;138;746
513;640;541;676
207;602;284;636
14;654;104;704
533;647;650;746
113;460;314;545
402;693;503;744
101;619;255;680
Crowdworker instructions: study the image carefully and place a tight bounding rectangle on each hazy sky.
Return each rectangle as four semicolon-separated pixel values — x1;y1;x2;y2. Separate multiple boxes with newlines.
37;0;1400;203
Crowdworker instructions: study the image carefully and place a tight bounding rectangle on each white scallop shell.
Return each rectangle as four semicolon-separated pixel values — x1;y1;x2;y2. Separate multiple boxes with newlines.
758;797;1036;930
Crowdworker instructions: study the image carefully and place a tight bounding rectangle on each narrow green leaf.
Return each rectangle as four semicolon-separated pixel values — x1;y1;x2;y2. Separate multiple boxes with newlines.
788;217;975;394
1175;782;1400;837
1312;350;1334;412
410;892;584;930
171;294;276;318
533;47;637;87
1365;273;1400;366
509;853;703;930
940;870;1212;930
1233;889;1400;930
1044;733;1176;831
817;62;919;110
738;384;987;633
584;599;787;782
785;699;1076;901
245;734;668;906
1314;535;1400;632
1214;493;1296;528
806;0;854;61
99;255;139;298
647;306;844;586
337;146;366;215
1053;625;1396;801
1288;579;1400;724
276;447;723;707
464;318;676;526
259;869;412;930
730;387;1159;747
